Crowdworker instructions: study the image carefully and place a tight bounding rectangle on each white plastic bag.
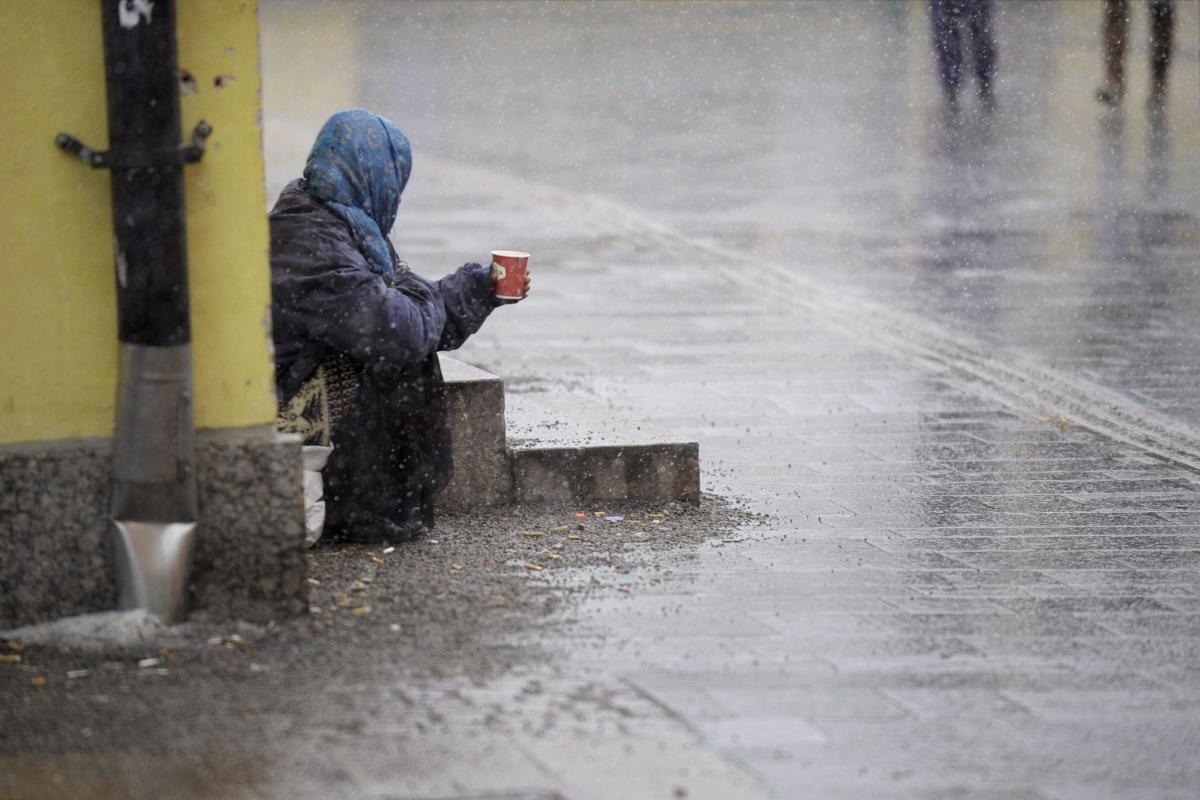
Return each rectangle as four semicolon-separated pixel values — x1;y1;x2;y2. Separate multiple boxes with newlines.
302;444;334;548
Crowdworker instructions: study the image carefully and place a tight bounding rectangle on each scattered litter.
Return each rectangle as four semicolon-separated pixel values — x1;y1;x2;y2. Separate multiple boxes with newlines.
450;563;464;571
548;554;562;561
206;637;224;646
383;546;396;555
307;578;320;586
574;512;586;518
550;525;569;533
30;676;47;687
350;581;368;593
593;511;606;516
524;562;543;571
605;515;624;523
576;522;586;531
309;606;322;615
389;623;401;632
651;520;663;525
518;530;545;538
67;669;91;680
249;663;269;673
618;585;631;594
353;606;371;616
370;556;384;565
227;634;248;646
566;534;581;541
4;640;22;652
649;512;665;519
490;595;507;605
137;658;161;669
335;595;353;609
626;519;644;525
0;654;20;664
428;540;439;545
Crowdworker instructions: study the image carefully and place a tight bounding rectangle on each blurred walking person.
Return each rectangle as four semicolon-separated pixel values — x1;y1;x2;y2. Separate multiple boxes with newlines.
928;0;997;110
1097;0;1175;108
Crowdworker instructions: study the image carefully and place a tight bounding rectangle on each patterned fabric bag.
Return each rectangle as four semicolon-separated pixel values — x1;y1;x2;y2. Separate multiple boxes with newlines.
276;355;363;546
275;354;363;446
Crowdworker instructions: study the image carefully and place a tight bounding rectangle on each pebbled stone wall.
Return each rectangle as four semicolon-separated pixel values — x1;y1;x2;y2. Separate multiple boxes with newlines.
0;432;305;628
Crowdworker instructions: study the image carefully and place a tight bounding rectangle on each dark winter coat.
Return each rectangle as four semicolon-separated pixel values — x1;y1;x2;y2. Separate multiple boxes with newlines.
269;179;499;542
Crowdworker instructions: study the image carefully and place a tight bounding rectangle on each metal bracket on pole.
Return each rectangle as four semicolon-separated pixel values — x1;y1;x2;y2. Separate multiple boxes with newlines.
54;120;213;170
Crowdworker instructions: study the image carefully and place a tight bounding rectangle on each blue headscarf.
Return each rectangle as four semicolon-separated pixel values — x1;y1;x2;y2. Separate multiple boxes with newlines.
302;109;412;278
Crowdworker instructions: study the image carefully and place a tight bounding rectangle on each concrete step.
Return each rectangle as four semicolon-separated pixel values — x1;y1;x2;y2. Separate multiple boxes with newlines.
438;355;511;510
511;442;700;505
438;355;699;511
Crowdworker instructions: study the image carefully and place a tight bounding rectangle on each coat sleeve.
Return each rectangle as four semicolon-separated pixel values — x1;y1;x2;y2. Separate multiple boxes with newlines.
432;262;503;352
285;256;451;391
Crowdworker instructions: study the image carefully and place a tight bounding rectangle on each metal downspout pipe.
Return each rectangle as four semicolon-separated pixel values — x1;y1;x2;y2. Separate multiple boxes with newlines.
56;0;209;624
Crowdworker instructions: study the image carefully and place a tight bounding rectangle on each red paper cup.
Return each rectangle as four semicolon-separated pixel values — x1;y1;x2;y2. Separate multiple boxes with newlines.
491;250;529;300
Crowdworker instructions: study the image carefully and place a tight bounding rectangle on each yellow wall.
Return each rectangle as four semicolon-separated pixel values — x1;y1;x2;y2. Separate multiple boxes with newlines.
259;0;362;201
0;1;276;446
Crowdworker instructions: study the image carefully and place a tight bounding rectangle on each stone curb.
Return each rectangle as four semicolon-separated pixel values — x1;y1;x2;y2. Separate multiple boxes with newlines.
511;442;700;506
438;356;701;510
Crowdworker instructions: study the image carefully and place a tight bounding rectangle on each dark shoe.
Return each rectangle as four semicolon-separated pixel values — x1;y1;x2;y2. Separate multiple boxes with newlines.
1096;83;1122;107
979;85;996;113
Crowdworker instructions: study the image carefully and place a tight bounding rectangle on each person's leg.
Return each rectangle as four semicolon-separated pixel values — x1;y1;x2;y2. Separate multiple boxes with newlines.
1149;0;1174;105
929;0;965;107
1098;0;1129;106
965;0;997;108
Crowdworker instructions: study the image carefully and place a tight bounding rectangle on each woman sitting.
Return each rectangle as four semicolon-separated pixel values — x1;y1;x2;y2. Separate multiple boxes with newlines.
269;109;528;544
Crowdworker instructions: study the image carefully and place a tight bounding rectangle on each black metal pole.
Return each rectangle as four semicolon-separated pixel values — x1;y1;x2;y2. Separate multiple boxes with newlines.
102;0;190;346
53;2;212;622
101;0;199;623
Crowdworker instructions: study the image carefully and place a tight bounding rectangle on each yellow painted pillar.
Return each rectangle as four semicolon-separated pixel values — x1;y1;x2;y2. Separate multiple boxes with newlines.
0;1;276;446
0;2;305;628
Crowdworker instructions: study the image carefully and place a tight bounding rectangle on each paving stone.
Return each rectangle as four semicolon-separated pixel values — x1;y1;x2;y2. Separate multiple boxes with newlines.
707;687;910;721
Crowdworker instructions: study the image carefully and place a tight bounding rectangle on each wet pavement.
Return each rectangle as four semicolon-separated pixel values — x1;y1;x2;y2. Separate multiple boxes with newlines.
267;3;1200;795
5;2;1200;799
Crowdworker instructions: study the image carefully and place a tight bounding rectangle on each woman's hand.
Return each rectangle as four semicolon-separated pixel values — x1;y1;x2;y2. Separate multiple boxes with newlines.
491;262;532;302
